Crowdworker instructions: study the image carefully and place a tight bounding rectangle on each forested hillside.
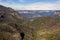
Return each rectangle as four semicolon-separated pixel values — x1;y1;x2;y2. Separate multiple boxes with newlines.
23;17;60;40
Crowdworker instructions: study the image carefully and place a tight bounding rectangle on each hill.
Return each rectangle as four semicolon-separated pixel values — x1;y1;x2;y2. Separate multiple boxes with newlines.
0;5;60;40
23;17;60;40
0;5;23;40
17;10;60;19
0;5;23;23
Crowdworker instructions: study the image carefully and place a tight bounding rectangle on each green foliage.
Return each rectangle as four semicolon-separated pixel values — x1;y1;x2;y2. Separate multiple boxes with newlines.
42;32;60;40
0;17;4;22
33;32;37;40
43;33;54;40
23;17;60;40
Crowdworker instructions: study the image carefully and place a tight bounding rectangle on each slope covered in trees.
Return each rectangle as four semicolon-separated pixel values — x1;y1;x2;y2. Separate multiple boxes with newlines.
23;17;60;40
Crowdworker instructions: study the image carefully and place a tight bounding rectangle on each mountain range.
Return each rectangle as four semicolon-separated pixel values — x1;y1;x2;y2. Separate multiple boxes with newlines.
0;5;60;40
17;10;60;19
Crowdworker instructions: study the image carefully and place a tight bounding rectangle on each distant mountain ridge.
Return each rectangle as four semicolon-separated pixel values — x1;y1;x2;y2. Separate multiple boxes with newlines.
17;10;60;19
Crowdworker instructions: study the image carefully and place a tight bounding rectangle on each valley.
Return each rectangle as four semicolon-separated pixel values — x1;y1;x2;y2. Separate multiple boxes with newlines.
0;5;60;40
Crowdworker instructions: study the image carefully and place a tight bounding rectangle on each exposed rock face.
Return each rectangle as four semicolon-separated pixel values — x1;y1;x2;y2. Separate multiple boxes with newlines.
0;5;36;40
0;5;23;23
0;5;23;40
19;25;34;40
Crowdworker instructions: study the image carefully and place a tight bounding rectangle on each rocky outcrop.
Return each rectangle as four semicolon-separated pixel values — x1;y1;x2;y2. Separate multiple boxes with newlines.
0;5;23;23
0;5;37;40
0;5;23;40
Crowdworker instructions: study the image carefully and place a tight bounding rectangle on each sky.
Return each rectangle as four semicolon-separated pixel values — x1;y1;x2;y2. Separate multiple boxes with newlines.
0;0;60;10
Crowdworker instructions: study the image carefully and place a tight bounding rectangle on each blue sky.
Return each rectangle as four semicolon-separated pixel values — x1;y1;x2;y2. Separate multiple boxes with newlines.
0;0;60;10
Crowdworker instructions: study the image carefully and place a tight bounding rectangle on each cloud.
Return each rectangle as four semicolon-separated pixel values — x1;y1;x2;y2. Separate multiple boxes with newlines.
10;2;60;10
24;3;56;10
0;0;60;10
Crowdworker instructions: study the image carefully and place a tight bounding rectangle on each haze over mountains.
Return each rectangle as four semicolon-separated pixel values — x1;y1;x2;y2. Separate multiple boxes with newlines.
17;10;60;19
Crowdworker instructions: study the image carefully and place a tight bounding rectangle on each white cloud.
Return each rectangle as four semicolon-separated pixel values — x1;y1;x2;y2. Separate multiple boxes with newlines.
10;2;60;10
0;0;60;10
24;3;55;10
